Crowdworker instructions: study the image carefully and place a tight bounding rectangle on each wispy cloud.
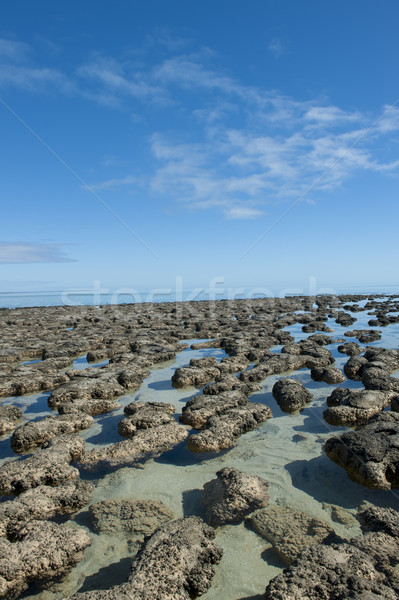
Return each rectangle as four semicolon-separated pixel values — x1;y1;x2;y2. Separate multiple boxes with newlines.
268;37;288;58
0;242;76;264
89;175;142;191
1;35;398;221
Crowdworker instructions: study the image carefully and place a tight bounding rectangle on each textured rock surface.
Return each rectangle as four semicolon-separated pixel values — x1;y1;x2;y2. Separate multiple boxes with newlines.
187;403;271;452
323;388;396;426
118;401;175;437
324;412;399;489
89;498;173;549
0;521;91;599
79;421;188;470
0;406;22;435
66;516;222;600
310;366;345;384
250;505;333;563
0;479;93;538
0;434;85;495
263;533;399;600
201;467;269;527
272;378;312;413
10;411;93;453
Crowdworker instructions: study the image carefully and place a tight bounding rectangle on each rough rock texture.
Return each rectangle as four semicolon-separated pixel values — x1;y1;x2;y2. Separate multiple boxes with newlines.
89;498;173;549
203;374;261;397
310;366;346;384
337;342;362;355
272;378;312;413
171;365;221;388
0;406;22;435
0;479;93;538
58;398;120;416
79;421;188;470
180;390;249;429
186;403;271;453
0;434;85;495
250;505;333;564
324;412;399;489
66;517;222;600
323;388;396;426
263;533;399;600
118;401;175;437
10;411;93;453
201;467;269;527
0;521;91;599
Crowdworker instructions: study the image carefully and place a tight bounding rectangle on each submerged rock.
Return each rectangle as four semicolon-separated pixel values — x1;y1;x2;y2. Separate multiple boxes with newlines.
272;378;312;413
0;520;91;599
250;505;333;564
66;516;222;600
201;467;269;527
89;498;173;549
324;412;399;489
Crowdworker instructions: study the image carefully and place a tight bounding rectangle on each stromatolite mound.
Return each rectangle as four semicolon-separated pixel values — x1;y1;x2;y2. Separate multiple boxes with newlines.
323;388;396;426
89;498;173;549
0;406;22;435
186;403;271;453
249;505;333;564
10;411;93;453
0;434;85;495
79;420;188;471
0;479;93;538
66;516;222;600
0;520;91;599
310;366;345;384
324;412;399;489
118;401;175;437
201;467;269;527
263;533;399;600
272;378;312;413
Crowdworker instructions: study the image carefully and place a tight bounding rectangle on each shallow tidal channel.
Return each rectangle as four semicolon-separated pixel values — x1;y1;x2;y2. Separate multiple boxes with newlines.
2;307;399;600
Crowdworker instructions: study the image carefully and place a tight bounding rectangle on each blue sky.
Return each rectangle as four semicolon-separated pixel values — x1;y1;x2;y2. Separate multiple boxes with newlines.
1;0;399;296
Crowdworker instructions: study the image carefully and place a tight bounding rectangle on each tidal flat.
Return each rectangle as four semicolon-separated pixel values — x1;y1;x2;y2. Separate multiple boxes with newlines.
0;294;399;599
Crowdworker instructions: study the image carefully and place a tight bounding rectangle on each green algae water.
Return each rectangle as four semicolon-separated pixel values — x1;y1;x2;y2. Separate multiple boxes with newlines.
2;308;399;600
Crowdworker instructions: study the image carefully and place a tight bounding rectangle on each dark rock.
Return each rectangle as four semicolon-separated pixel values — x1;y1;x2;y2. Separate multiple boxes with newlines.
272;378;312;413
201;468;269;527
324;412;399;489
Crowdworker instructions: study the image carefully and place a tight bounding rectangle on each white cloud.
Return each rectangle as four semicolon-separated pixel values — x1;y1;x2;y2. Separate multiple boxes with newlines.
0;243;75;264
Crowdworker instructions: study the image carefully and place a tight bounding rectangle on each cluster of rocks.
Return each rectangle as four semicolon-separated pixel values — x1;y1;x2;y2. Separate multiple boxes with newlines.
0;435;93;598
0;294;397;597
263;506;399;599
180;389;271;453
79;401;188;471
323;387;398;427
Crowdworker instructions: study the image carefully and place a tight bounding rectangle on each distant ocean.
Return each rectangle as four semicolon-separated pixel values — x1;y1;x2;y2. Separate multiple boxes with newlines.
1;284;398;309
